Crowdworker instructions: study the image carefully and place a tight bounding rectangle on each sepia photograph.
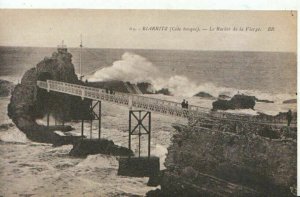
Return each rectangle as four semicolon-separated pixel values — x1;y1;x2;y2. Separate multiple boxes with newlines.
0;9;297;196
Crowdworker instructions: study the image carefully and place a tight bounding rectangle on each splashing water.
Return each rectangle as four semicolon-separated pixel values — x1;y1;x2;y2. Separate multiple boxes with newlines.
87;52;296;102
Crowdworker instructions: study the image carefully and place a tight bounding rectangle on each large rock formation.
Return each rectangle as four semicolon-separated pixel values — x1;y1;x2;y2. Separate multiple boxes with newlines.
212;94;256;111
7;48;91;144
147;114;297;196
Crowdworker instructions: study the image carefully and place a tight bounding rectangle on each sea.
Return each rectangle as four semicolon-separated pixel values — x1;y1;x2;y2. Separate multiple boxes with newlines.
0;46;297;196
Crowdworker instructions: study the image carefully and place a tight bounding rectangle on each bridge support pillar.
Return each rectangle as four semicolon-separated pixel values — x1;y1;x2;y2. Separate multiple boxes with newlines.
47;112;50;128
80;100;102;139
118;110;159;177
128;110;151;158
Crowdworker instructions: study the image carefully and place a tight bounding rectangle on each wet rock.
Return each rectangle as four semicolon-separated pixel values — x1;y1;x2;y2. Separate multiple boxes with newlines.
283;99;297;104
255;98;274;103
118;156;160;177
159;171;259;197
7;48;91;144
218;94;231;100
155;88;171;96
69;138;134;157
162;124;296;196
146;189;164;197
194;91;215;99
89;80;154;94
0;79;15;97
147;170;165;187
212;94;256;110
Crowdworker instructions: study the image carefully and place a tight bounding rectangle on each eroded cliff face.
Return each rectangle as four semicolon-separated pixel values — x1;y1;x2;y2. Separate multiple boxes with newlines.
148;114;297;196
7;48;91;144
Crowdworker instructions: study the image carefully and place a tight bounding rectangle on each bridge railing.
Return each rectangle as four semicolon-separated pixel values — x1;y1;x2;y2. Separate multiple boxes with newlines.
37;80;208;118
37;80;296;124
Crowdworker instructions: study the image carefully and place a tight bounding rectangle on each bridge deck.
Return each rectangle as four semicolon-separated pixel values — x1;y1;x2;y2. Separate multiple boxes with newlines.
37;80;295;126
37;80;209;118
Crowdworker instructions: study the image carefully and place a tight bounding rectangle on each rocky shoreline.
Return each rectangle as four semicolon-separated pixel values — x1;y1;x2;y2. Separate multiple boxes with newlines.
147;114;297;196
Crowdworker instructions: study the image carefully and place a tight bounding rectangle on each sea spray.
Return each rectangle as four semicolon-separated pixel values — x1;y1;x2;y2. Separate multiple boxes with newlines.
88;52;160;84
87;52;222;97
88;52;296;102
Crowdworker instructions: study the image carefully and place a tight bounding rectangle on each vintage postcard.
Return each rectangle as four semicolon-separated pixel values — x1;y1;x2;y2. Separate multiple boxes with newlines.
0;9;297;196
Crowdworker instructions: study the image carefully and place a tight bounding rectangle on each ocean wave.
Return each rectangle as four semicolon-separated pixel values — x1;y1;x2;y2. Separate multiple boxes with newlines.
0;126;28;143
0;75;19;84
87;52;296;103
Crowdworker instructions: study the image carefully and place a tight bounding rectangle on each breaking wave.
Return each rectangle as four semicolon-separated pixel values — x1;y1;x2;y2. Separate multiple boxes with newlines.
87;52;296;102
0;124;28;143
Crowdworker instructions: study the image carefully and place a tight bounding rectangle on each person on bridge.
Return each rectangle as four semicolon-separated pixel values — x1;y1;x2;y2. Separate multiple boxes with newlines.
109;89;114;94
287;109;293;126
181;99;186;108
185;101;189;109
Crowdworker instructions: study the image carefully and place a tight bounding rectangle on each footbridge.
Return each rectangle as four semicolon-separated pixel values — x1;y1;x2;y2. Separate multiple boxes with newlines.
37;80;294;126
37;80;210;118
37;79;295;177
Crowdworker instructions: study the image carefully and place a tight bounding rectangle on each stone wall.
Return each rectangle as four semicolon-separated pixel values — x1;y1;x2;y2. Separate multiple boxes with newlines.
147;115;297;196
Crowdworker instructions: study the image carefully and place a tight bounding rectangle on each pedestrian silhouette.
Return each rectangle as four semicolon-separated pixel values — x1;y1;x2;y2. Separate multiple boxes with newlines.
181;99;186;108
185;101;189;109
287;109;292;126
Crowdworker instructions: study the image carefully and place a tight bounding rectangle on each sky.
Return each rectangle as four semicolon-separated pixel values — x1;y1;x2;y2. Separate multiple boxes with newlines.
0;9;297;52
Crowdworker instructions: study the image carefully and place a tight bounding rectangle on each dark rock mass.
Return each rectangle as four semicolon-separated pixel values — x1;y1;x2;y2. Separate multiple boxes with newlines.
212;94;256;110
218;94;231;100
137;82;154;94
0;79;15;97
147;113;296;196
7;48;91;144
283;99;297;104
69;139;134;157
255;98;274;103
194;91;215;99
89;80;172;95
155;88;172;96
89;80;131;93
89;81;154;94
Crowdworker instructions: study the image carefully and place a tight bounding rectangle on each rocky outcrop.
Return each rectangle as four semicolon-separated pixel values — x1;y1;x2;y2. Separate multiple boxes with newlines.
147;114;296;196
218;94;231;100
0;79;15;97
137;82;154;94
7;48;91;144
89;80;172;95
194;91;215;99
69;139;134;157
255;98;274;103
212;94;256;110
89;80;154;94
283;99;297;104
155;88;171;96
